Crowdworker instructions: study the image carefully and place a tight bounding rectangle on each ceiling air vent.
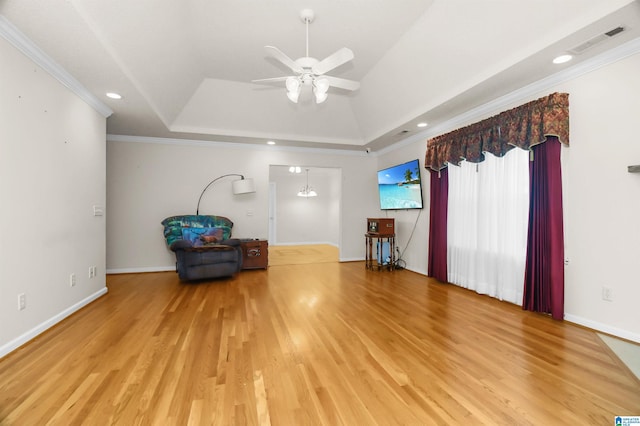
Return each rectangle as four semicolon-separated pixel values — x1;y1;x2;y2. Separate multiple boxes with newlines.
396;130;410;136
605;26;625;37
569;26;625;55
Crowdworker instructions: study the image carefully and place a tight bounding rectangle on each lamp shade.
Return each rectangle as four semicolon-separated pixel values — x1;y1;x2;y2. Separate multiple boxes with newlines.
196;174;256;215
232;177;256;194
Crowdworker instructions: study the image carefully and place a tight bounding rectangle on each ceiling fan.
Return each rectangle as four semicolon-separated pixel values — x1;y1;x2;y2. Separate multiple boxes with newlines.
252;9;360;104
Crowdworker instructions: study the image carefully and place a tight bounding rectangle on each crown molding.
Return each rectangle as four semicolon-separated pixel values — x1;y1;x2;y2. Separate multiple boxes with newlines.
106;134;371;157
0;15;113;118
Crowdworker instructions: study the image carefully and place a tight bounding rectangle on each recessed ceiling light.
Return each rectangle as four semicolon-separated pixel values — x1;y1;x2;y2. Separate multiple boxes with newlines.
106;92;122;99
552;54;573;64
417;122;428;128
267;141;276;145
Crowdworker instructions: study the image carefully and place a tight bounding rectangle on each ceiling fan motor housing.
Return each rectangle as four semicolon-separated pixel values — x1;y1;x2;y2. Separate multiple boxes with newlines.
297;57;319;69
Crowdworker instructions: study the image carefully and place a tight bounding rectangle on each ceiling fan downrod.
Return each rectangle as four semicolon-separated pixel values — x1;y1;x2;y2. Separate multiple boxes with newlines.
300;9;315;58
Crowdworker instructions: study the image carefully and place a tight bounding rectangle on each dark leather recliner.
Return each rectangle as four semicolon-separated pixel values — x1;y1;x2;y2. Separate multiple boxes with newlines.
161;215;243;281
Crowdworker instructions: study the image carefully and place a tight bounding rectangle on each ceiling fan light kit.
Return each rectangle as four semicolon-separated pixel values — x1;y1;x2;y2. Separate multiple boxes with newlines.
286;76;301;102
252;9;360;104
313;77;329;103
314;89;328;104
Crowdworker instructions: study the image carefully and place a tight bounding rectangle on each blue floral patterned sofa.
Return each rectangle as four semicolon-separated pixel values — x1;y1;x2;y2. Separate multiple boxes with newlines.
161;215;243;281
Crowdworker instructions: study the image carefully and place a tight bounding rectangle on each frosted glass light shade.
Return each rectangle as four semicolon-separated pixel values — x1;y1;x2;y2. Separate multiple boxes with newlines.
314;90;328;104
313;78;329;103
314;78;329;93
287;90;299;103
286;77;301;103
286;76;300;92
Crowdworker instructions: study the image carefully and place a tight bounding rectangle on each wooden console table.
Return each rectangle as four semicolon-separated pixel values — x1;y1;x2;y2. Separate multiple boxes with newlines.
365;233;395;271
239;239;268;270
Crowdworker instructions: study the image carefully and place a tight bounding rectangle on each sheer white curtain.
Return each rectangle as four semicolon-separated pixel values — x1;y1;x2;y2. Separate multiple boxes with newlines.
447;148;530;304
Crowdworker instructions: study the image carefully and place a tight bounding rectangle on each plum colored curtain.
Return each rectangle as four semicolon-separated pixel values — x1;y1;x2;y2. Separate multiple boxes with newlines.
425;93;568;317
428;168;448;282
523;137;565;320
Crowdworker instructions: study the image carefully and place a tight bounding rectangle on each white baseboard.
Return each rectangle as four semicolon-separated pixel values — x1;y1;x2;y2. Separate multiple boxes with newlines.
404;266;428;276
0;287;108;359
564;314;640;344
107;266;175;274
339;256;365;262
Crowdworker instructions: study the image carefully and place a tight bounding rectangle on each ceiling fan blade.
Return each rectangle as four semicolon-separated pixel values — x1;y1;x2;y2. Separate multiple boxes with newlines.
312;47;354;75
324;75;360;91
252;77;291;84
264;46;304;73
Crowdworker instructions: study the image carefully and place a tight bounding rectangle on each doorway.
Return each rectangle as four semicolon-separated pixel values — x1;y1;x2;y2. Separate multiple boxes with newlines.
268;165;341;260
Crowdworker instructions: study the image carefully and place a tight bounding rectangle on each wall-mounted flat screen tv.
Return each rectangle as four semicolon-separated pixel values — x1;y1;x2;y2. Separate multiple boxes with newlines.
377;159;424;210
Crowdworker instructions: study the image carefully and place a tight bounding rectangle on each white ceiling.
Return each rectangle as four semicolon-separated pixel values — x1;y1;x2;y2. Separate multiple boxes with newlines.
2;0;640;152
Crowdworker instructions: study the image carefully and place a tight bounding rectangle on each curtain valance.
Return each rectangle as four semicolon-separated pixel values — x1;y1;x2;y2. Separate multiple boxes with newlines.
424;92;569;171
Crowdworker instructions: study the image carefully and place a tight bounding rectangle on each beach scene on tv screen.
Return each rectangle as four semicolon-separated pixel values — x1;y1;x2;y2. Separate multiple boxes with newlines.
378;160;423;209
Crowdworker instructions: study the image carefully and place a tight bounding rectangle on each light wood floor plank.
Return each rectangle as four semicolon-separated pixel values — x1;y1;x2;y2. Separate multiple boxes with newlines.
269;244;338;266
1;261;639;425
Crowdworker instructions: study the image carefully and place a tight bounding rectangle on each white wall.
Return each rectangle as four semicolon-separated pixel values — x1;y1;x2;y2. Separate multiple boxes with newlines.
0;37;107;356
106;141;378;271
557;53;640;342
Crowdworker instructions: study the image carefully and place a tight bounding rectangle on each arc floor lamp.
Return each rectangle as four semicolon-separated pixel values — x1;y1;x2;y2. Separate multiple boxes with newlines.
196;174;255;215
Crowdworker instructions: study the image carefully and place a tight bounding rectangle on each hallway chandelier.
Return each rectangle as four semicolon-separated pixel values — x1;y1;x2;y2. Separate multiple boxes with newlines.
297;168;317;197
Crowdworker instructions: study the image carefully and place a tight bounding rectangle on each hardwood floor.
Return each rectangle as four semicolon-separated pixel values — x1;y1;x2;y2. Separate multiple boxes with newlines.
1;262;639;425
269;244;338;266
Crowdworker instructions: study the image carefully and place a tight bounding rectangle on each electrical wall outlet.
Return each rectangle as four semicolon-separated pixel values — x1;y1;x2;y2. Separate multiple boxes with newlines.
70;273;76;287
18;293;26;310
89;267;94;278
602;286;613;302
